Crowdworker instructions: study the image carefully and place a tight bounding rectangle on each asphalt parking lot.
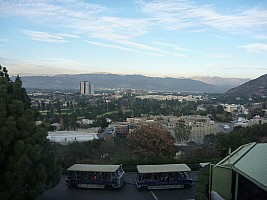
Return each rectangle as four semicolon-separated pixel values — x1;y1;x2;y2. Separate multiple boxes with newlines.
37;172;197;200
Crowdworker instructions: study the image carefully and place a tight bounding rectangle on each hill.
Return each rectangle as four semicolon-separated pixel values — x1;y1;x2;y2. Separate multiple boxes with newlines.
15;74;234;93
225;74;267;97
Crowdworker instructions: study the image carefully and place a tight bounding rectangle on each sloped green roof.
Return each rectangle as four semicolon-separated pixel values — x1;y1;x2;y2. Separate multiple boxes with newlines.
233;143;267;192
216;142;256;166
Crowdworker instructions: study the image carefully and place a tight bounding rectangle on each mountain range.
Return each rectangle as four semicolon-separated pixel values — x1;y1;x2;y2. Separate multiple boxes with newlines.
13;74;250;93
191;76;250;86
225;74;267;97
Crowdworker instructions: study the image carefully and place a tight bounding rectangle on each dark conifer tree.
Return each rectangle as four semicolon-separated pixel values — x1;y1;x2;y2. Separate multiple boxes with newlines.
0;65;61;200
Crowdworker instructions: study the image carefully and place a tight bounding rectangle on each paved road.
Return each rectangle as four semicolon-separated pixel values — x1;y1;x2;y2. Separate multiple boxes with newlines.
37;172;197;200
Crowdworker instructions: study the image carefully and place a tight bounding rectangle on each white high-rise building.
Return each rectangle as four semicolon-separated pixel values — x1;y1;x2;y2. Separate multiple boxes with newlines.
91;84;94;95
80;81;95;95
80;81;90;95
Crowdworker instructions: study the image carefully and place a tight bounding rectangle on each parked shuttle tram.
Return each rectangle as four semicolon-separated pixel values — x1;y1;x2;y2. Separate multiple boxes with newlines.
66;164;125;189
136;164;192;190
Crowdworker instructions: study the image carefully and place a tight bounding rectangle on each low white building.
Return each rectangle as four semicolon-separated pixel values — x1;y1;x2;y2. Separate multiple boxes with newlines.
81;119;94;125
47;131;98;144
234;115;267;128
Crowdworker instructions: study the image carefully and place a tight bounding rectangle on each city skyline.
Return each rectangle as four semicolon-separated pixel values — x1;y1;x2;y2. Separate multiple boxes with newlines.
1;0;267;79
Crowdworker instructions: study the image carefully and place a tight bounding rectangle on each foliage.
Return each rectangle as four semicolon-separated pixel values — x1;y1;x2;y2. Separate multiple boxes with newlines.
127;123;176;159
181;145;220;160
114;157;177;172
35;94;203;130
0;66;61;200
216;131;249;156
195;165;210;200
203;104;233;122
203;134;216;146
50;139;111;168
174;122;191;143
216;123;267;156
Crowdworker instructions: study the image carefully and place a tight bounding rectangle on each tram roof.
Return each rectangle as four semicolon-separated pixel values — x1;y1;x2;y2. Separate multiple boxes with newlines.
67;164;122;172
137;164;191;174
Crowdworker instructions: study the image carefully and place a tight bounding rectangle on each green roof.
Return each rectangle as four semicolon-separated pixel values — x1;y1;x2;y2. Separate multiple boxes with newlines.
215;142;267;192
216;142;256;166
233;143;267;192
67;164;122;172
137;164;191;174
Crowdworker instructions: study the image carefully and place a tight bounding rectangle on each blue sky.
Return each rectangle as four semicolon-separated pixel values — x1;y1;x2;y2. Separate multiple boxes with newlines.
0;0;267;79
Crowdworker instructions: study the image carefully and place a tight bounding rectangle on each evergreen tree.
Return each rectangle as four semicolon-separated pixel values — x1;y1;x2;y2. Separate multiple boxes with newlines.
0;66;61;200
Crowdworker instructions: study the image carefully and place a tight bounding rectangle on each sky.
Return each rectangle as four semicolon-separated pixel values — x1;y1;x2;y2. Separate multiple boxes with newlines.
0;0;267;79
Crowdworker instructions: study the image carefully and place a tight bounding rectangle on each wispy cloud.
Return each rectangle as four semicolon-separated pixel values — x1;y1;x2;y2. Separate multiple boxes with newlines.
188;29;206;33
138;0;267;33
154;41;190;52
153;41;189;57
21;30;79;43
206;53;232;59
120;40;162;52
0;38;9;46
57;34;80;39
172;53;188;58
83;40;165;57
1;0;267;43
84;40;131;51
211;34;232;40
2;57;92;76
84;39;188;57
0;38;9;43
0;0;148;42
254;35;267;40
240;43;267;55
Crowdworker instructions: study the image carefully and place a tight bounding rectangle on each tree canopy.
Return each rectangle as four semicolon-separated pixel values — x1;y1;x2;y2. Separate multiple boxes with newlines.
127;123;176;159
216;123;267;156
174;122;191;143
0;66;61;200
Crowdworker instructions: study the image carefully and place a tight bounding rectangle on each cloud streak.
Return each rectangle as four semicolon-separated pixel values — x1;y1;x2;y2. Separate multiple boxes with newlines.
206;53;232;59
240;43;267;55
3;0;266;44
1;0;266;78
84;40;132;51
138;0;267;33
154;41;191;52
21;30;80;43
2;57;92;76
0;0;148;41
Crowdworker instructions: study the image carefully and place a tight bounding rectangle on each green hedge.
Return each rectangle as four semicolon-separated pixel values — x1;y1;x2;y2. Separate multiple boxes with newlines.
195;165;210;200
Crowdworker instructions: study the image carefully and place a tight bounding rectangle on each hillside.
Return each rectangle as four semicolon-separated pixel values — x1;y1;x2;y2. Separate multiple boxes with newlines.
225;74;267;97
13;74;232;93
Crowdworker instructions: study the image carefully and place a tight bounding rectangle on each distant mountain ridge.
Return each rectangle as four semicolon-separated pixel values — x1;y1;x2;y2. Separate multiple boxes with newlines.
225;74;267;97
191;76;250;86
14;74;237;93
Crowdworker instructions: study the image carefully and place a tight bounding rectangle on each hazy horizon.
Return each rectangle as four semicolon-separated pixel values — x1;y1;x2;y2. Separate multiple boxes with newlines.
8;71;251;81
1;0;267;79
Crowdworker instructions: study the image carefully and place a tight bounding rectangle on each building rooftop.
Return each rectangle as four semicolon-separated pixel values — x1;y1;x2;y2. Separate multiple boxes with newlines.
137;164;191;174
216;142;256;167
215;142;267;192
67;164;121;172
233;143;267;192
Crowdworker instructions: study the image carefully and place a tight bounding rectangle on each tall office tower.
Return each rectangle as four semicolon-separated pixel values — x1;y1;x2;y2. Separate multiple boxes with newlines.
90;84;94;95
80;81;90;95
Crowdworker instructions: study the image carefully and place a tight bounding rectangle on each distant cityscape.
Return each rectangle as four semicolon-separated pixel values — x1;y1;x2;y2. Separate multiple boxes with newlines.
2;66;267;200
2;0;267;199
